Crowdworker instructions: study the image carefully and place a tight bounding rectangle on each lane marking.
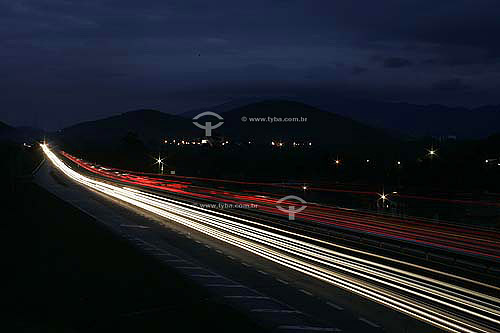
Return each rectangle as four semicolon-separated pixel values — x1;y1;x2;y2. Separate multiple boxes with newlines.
258;270;269;275
206;284;244;287
277;279;289;285
120;224;150;229
299;289;313;296
358;317;380;328
224;296;270;299
191;274;220;278
326;302;344;311
278;325;340;331
251;309;301;313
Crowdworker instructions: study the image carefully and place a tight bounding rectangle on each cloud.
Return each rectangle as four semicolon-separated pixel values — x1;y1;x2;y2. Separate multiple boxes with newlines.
432;78;470;92
383;57;413;68
351;66;368;75
2;0;500;129
202;37;229;45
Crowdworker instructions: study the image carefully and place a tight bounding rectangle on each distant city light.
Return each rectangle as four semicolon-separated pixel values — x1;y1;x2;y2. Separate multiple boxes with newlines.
366;159;370;163
397;161;401;165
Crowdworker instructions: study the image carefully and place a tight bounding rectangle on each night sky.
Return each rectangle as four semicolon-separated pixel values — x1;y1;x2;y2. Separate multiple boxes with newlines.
2;0;500;130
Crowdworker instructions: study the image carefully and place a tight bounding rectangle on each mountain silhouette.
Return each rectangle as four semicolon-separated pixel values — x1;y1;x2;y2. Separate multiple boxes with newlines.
57;109;196;148
183;97;499;139
56;101;394;148
217;100;395;145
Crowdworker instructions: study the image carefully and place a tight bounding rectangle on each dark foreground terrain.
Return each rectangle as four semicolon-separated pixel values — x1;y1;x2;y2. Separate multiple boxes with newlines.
6;145;264;332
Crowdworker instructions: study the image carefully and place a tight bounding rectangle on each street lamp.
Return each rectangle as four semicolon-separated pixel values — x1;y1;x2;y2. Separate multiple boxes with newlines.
378;191;390;208
427;147;438;159
154;153;165;174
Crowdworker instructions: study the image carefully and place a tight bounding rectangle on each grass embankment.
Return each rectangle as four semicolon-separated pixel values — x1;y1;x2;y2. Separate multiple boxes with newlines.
6;145;264;332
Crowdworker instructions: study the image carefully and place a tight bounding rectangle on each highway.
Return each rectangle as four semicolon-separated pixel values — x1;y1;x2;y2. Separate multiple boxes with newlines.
61;150;500;261
42;144;500;333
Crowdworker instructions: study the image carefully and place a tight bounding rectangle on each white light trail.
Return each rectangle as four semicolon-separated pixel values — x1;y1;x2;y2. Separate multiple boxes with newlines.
41;144;500;333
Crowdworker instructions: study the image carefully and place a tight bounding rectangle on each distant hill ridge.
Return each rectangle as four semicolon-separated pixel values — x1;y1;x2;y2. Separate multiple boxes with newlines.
57;100;395;148
182;97;500;139
0;120;45;143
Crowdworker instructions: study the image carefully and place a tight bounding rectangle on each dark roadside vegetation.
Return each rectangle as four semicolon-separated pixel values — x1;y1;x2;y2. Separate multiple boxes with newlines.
72;133;500;192
4;143;265;332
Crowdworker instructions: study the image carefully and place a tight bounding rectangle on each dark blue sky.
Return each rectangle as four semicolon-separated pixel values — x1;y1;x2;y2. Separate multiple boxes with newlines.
1;0;500;130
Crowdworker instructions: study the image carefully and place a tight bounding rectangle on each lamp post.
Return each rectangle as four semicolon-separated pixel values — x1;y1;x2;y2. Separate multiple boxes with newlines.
154;153;165;174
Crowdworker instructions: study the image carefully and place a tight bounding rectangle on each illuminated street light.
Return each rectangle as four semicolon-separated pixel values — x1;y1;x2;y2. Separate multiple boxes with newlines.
427;147;438;159
154;153;165;174
378;192;390;208
397;161;401;166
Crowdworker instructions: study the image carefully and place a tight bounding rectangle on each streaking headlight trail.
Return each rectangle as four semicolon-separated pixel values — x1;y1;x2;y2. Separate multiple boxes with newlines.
41;144;500;333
